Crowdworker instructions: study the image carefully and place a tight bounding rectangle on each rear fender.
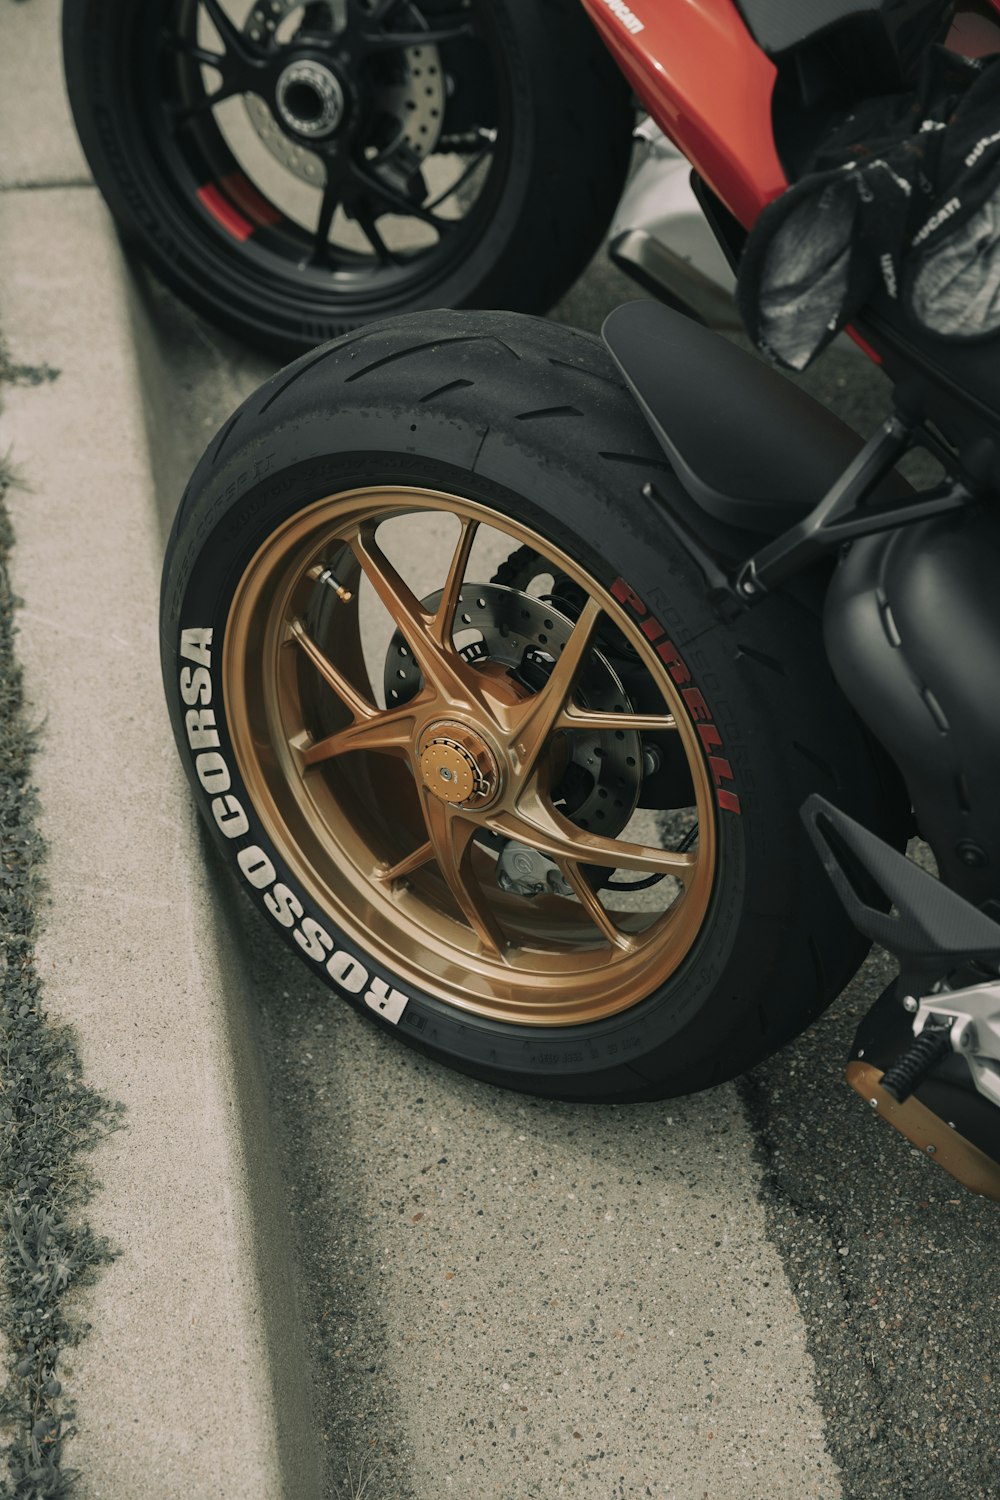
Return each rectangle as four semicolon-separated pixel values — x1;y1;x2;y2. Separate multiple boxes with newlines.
602;300;904;538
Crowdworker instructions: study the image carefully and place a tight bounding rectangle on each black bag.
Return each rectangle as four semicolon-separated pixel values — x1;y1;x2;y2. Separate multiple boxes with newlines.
737;49;1000;370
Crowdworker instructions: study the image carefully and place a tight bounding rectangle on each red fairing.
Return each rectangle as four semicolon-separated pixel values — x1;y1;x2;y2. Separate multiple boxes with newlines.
578;0;785;228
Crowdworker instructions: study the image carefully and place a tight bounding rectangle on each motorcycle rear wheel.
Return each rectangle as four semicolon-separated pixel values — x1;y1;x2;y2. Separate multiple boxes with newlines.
161;310;903;1099
63;0;633;358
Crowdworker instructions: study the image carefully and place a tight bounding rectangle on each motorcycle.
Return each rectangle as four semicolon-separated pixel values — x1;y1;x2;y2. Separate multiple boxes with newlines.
159;0;1000;1202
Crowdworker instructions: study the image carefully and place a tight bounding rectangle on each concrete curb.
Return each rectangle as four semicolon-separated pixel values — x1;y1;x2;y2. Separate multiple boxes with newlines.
0;8;322;1493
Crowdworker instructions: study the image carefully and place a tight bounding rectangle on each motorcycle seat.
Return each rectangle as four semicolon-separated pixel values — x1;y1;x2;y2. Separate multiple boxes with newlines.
602;300;911;535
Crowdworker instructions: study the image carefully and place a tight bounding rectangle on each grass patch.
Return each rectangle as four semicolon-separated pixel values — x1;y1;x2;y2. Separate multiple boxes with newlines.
0;440;123;1495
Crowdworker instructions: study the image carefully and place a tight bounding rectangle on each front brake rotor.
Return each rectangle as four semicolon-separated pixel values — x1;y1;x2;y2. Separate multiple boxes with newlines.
242;0;445;187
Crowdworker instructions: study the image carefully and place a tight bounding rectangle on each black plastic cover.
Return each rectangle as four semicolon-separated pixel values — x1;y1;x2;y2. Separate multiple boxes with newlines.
601;301;909;534
734;0;953;64
803;793;1000;971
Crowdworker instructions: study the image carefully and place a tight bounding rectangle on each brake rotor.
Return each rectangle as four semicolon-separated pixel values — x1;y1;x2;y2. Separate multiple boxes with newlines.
242;0;445;187
382;583;643;836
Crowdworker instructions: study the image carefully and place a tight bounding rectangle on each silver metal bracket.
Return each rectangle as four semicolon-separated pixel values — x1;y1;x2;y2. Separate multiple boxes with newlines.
913;981;1000;1108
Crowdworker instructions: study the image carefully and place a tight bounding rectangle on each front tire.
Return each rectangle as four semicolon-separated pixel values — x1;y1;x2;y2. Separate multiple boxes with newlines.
161;310;900;1099
63;0;633;358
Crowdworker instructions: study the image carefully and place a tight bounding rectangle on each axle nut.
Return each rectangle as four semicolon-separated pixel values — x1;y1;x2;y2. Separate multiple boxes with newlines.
418;723;500;808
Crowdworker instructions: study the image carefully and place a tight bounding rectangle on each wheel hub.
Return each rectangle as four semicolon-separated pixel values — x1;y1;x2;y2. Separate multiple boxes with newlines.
419;723;500;808
385;583;644;836
274;59;346;139
242;0;445;188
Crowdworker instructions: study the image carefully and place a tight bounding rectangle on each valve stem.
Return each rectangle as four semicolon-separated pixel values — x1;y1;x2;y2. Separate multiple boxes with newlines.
309;563;353;603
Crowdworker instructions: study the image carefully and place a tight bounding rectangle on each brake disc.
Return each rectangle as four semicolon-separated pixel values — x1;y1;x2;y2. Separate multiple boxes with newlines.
383;583;643;837
242;0;445;188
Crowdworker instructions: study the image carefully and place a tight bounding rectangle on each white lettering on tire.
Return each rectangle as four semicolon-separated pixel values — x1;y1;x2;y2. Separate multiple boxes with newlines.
238;844;277;890
212;794;250;840
180;627;214;666
364;975;409;1024
264;882;304;928
180;665;212;705
179;624;409;1024
295;917;334;963
326;951;368;993
196;751;231;794
186;708;220;751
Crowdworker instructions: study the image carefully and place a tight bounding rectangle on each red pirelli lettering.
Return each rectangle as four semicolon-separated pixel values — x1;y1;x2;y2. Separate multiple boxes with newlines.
658;647;692;687
611;577;646;615
709;756;735;787
682;687;711;722
611;574;741;813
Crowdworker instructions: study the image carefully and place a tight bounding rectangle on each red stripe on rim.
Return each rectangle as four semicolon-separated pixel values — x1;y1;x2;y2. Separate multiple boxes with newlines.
219;171;282;229
197;183;254;242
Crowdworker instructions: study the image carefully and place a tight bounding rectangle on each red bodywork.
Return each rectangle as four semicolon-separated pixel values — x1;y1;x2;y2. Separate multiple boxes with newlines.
580;0;1000;232
580;0;784;227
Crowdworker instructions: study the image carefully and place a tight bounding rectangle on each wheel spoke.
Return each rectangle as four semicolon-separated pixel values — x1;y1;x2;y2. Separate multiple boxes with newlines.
287;616;376;722
164;1;267;122
508;596;603;774
421;796;507;957
169;80;244;122
488;781;696;878
161;32;225;68
199;0;250;56
352;199;397;265
557;704;678;735
376;840;435;883
298;705;418;765
348;524;483;709
349;162;455;234
556;861;635;952
425;146;494;212
311;171;342;265
429;518;478;649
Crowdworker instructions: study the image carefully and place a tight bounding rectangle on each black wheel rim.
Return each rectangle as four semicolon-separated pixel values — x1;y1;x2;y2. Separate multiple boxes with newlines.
136;1;516;315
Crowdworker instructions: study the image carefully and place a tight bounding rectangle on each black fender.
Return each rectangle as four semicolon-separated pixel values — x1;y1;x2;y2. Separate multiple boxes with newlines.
601;300;908;537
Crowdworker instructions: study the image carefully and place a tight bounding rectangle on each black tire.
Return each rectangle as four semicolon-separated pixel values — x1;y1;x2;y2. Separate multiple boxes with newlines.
161;309;904;1101
63;0;633;359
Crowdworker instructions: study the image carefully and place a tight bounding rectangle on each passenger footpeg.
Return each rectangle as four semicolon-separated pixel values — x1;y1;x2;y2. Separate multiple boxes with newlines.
879;1020;953;1103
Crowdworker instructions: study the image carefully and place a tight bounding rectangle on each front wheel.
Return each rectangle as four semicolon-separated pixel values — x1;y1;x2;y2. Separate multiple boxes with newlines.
161;310;902;1099
63;0;633;358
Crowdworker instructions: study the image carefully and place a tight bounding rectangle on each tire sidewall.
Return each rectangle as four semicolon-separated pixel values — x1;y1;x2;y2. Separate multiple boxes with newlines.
163;409;795;1097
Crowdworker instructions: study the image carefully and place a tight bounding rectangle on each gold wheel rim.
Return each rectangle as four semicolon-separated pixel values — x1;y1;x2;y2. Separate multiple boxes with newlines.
223;486;717;1025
